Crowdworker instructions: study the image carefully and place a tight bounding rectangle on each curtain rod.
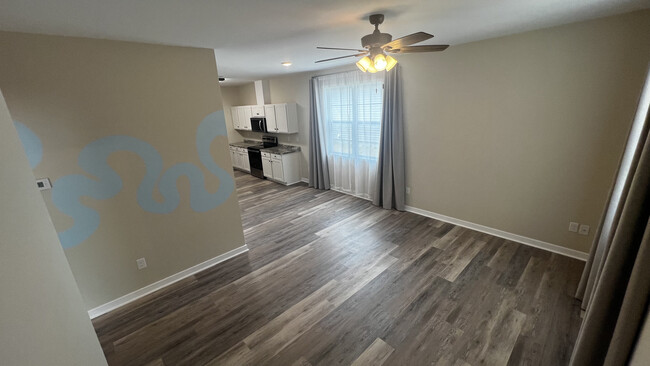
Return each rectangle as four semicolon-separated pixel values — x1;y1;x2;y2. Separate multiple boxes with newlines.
310;67;361;80
311;72;355;79
311;66;394;80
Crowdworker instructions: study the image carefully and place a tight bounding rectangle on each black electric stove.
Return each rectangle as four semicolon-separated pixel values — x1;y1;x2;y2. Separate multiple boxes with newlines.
247;136;277;179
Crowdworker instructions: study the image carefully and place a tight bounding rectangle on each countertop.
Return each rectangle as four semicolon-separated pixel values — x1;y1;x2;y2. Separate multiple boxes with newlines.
230;141;301;155
229;140;261;148
261;145;301;155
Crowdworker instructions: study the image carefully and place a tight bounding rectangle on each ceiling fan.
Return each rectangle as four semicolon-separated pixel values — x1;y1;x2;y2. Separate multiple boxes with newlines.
315;14;449;73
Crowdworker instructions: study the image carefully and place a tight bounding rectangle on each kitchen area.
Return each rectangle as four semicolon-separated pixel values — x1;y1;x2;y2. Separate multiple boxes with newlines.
229;135;301;185
225;80;303;185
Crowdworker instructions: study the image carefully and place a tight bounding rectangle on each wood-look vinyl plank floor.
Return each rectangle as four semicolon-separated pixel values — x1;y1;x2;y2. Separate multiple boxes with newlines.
93;171;584;366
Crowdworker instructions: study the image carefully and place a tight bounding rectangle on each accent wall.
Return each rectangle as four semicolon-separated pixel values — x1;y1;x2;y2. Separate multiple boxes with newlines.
0;31;246;310
0;89;107;364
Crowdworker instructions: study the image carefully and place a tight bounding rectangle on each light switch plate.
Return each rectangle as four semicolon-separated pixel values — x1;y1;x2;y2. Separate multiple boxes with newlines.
578;224;590;236
136;257;147;270
569;222;579;232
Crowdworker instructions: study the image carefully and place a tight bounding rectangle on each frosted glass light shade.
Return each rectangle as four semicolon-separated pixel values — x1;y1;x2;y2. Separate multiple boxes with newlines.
373;54;387;71
385;55;398;71
356;56;372;72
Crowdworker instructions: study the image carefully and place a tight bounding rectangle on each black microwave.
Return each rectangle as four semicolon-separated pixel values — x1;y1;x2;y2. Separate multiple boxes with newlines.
251;117;267;132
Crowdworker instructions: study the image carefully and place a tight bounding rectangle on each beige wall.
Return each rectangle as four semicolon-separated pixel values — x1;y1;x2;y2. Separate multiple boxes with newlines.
0;90;107;365
228;10;650;253
400;11;650;253
238;82;258;105
0;31;245;310
221;86;244;143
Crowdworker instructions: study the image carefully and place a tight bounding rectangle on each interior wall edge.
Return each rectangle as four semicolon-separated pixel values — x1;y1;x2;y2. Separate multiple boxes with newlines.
88;244;249;319
405;205;589;261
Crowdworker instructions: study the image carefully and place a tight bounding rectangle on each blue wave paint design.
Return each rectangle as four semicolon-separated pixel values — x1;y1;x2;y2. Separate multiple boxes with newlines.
49;110;234;249
14;121;43;169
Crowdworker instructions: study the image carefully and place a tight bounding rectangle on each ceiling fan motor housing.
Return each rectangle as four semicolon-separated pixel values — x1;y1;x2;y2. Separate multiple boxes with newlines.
361;31;392;49
363;14;392;50
314;12;448;65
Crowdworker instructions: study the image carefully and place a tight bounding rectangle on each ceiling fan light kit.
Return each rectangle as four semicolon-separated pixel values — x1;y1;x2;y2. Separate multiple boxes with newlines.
385;55;398;71
317;13;449;72
356;56;373;72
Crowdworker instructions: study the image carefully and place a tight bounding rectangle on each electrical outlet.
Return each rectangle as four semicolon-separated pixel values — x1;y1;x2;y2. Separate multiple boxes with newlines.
136;257;147;270
568;222;579;232
578;225;590;236
406;187;411;195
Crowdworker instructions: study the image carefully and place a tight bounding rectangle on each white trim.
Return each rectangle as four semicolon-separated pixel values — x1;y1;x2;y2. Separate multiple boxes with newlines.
87;244;249;319
330;187;372;202
404;206;588;261
300;177;309;184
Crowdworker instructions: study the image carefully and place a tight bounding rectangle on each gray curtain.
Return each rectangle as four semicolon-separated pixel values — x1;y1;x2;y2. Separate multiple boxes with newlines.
308;77;330;189
373;65;406;210
570;67;650;366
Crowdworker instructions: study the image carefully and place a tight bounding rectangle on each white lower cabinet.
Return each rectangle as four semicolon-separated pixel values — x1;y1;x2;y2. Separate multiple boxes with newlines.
230;146;250;172
271;155;284;182
261;151;300;185
238;148;250;172
262;152;273;178
230;146;237;168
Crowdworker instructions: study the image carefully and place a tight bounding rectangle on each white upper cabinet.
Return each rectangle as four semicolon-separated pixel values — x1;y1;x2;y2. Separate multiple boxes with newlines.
266;103;298;134
230;107;240;130
264;105;277;132
274;104;288;133
239;106;252;130
233;103;297;134
251;105;265;117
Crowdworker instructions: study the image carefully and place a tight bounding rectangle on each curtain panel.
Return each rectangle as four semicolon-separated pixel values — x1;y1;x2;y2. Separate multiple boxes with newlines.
308;77;331;189
373;65;406;210
312;70;384;199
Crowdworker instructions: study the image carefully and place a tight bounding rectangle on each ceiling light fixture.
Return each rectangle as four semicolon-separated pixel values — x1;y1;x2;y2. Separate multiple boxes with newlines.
318;13;449;72
281;61;292;66
356;56;372;72
373;53;387;71
385;55;398;71
356;50;396;73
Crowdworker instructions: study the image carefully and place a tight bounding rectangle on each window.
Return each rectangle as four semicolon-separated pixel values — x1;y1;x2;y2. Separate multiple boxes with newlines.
319;72;384;161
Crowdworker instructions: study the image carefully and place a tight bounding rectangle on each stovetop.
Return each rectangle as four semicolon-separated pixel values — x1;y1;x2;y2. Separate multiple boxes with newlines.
246;143;265;151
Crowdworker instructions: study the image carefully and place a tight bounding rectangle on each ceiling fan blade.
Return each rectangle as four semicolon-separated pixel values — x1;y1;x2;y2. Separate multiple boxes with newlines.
387;45;449;53
315;52;367;63
382;32;433;50
317;46;367;52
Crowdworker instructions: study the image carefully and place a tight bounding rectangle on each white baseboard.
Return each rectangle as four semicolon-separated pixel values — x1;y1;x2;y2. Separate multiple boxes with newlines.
330;187;372;202
300;177;309;184
404;206;588;261
87;244;249;319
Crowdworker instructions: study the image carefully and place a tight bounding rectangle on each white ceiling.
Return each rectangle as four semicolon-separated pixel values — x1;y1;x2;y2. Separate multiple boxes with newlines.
1;0;649;85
